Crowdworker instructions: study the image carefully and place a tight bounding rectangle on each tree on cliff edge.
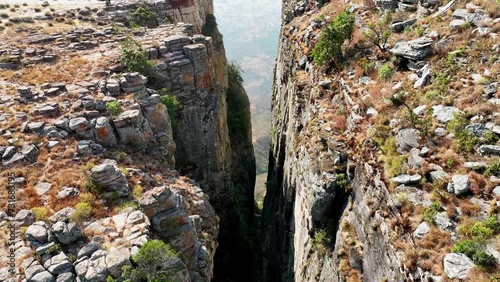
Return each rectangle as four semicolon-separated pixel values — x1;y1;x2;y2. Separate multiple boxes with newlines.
311;9;355;67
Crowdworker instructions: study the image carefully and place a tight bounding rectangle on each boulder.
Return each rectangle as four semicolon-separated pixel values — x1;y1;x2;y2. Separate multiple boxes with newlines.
2;146;16;159
448;175;471;195
433;212;455;230
43;252;72;275
126;210;147;225
56;187;79;199
450;19;467;29
36;242;57;255
22;257;44;280
479;145;500;155
77;241;102;259
105;247;131;278
408;148;424;169
15;209;35;226
452;9;487;25
396;128;420;152
94;117;118;147
391;19;416;32
390;37;433;60
35;182;52;196
55;272;75;282
90;161;130;196
432;105;460;123
30;270;56;282
26;221;49;243
413;222;430;239
33;103;60;117
414;64;431;88
48;207;75;223
52;222;83;245
391;174;422;184
85;250;109;281
443;253;475;279
68;117;90;132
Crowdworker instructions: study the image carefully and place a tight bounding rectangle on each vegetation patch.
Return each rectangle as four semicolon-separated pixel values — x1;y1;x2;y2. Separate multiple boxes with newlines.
106;101;122;116
452;239;495;268
311;9;355;67
159;89;182;129
123;240;177;282
363;12;391;52
226;62;251;137
423;201;441;223
447;113;478;153
121;38;155;76
31;207;49;221
130;5;157;28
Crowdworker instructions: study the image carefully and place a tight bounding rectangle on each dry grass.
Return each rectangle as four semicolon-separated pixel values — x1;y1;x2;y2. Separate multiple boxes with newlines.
415;228;451;275
11;54;91;85
459;200;482;216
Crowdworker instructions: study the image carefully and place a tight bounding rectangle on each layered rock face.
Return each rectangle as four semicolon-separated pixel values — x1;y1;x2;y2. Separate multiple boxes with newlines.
133;2;257;280
264;0;499;281
263;1;408;281
0;0;256;281
101;0;214;32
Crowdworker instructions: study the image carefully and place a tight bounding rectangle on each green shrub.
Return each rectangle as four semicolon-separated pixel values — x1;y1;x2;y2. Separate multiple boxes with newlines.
226;62;251;137
484;130;499;144
469;222;494;240
81;162;95;173
378;63;393;80
116;151;128;162
73;202;92;221
130;6;157;28
106;101;122;116
378;137;405;177
485;160;500;177
313;228;330;246
123;240;176;282
311;9;355;66
31;207;49;221
133;185;144;201
159;90;181;129
423;201;441;223
121;38;155;76
335;173;349;191
424;90;440;102
363;12;391;51
484;215;500;233
452;239;496;268
47;243;61;255
79;192;96;204
359;58;375;75
447;113;478;153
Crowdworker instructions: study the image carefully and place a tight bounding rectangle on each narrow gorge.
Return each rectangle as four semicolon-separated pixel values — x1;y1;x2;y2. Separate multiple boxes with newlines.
1;0;499;282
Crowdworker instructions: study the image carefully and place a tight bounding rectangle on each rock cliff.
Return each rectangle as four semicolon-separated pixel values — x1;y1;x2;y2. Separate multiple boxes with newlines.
0;0;256;281
263;0;499;281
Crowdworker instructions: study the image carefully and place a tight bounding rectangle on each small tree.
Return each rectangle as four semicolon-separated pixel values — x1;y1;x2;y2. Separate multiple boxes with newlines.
123;240;177;282
159;89;182;129
311;9;355;67
130;6;157;28
363;12;392;52
121;38;155;76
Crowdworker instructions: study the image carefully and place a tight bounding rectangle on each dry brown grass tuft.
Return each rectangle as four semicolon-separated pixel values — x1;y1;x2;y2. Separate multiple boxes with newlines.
332;115;347;132
414;228;451;275
459;200;482;216
469;171;487;196
14;54;91;85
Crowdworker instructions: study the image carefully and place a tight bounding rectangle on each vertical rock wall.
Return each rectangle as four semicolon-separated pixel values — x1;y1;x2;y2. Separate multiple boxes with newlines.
262;1;408;281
